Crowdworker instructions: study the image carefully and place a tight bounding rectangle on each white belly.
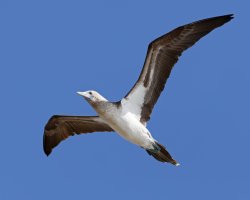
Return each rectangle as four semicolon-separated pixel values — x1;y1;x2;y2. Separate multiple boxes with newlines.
100;110;155;149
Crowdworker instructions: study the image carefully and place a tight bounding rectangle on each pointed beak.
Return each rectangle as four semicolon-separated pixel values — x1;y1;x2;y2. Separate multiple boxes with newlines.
77;91;89;99
77;91;86;96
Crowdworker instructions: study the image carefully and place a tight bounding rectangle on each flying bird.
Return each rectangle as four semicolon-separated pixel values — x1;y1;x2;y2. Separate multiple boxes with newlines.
43;14;233;166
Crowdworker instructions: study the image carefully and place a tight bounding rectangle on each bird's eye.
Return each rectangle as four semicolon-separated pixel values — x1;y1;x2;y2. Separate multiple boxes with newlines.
89;92;92;95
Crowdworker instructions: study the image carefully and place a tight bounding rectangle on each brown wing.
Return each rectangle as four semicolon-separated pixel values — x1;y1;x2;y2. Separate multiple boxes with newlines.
124;14;233;124
43;115;113;156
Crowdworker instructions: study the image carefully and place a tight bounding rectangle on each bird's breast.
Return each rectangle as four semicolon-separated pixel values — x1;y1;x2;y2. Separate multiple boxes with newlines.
100;109;153;148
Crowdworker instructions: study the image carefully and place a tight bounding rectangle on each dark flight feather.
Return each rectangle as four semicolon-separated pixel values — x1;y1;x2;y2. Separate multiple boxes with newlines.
124;14;233;123
43;115;113;156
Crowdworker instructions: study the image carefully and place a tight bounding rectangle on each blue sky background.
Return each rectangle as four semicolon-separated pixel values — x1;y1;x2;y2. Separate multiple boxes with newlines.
1;1;249;199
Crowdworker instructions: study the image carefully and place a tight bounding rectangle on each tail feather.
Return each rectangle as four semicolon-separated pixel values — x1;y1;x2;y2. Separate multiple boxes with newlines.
146;142;180;166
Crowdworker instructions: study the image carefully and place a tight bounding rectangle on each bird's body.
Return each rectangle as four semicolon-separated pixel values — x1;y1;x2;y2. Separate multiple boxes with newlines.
94;100;155;149
43;14;233;166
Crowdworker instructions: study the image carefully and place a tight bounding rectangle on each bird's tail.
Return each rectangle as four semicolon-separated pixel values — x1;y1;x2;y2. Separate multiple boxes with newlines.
146;142;180;166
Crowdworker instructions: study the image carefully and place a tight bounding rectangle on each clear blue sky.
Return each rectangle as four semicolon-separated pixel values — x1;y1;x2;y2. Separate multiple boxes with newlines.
1;1;249;199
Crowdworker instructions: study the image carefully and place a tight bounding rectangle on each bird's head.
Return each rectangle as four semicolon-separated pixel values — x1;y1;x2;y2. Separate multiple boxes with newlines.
77;90;108;104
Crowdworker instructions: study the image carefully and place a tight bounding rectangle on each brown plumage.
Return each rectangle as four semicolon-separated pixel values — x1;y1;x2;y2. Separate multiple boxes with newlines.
124;14;233;124
43;116;113;156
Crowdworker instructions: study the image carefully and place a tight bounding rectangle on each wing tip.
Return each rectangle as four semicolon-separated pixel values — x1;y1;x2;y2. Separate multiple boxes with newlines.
43;148;51;157
216;14;234;28
212;14;234;23
223;13;234;21
45;152;50;157
44;145;51;156
43;133;52;156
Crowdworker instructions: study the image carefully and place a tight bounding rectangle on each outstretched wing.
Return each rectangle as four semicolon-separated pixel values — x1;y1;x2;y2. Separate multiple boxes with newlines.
43;115;113;156
122;14;233;124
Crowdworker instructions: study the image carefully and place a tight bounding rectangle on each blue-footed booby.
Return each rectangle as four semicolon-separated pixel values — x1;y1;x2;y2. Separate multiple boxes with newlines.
43;14;233;166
